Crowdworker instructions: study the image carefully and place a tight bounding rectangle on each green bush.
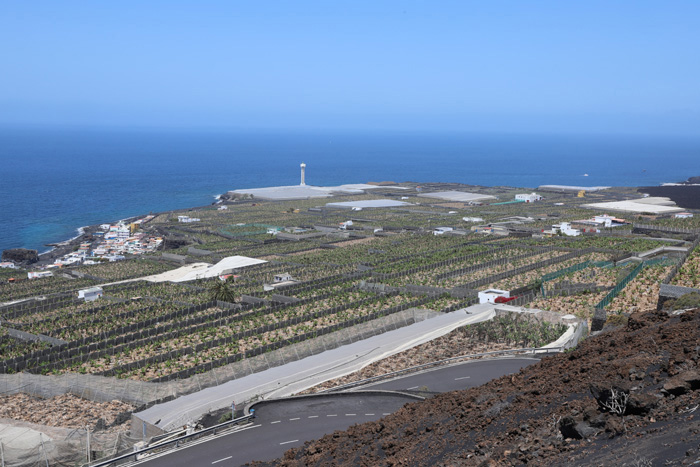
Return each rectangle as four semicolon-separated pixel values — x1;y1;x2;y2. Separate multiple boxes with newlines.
669;292;700;310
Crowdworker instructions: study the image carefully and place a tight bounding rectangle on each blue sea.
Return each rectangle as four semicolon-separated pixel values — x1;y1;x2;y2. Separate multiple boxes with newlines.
1;125;699;254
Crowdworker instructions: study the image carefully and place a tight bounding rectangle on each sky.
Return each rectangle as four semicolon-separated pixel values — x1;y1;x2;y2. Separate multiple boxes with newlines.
1;1;699;135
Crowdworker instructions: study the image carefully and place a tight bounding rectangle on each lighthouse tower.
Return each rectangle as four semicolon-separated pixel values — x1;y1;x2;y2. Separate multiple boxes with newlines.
300;162;306;186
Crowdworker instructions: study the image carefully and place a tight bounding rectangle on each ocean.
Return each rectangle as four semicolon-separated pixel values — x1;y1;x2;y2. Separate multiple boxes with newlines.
1;125;699;254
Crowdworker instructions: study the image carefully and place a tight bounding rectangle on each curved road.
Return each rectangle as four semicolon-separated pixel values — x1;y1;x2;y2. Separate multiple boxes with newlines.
136;357;538;467
365;357;538;393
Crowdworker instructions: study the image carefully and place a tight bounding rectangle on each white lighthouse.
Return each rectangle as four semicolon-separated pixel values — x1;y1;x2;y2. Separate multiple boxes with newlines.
300;162;306;186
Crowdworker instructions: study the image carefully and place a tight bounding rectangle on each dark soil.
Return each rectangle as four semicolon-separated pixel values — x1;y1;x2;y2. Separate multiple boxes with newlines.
638;185;700;210
252;309;700;466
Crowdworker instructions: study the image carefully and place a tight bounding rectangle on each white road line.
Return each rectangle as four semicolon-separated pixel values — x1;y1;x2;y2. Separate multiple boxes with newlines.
271;421;281;424
365;413;375;416
289;417;300;421
454;376;471;381
382;413;391;415
308;415;319;419
345;413;356;416
407;386;420;390
212;456;232;464
327;414;337;417
130;425;260;464
280;439;299;445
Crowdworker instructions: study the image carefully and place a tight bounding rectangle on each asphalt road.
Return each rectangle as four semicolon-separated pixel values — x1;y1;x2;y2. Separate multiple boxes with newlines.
364;357;539;393
135;357;539;467
133;393;418;467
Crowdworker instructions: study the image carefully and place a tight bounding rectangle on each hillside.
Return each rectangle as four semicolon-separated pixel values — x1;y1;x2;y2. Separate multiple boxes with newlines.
254;308;700;466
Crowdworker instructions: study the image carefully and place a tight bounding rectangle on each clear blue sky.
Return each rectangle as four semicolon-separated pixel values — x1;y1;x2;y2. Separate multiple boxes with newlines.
1;1;699;135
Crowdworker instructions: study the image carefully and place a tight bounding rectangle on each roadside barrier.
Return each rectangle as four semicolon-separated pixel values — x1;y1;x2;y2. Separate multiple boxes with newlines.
84;413;256;467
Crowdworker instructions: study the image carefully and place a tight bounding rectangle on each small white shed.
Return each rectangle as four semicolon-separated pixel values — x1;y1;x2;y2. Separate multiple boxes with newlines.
78;286;104;301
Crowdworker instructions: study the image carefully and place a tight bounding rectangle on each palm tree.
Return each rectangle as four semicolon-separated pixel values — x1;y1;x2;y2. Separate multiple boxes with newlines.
209;278;236;303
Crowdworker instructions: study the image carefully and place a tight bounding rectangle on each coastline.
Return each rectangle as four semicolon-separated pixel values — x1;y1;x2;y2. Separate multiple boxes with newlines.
11;178;700;267
30;200;221;266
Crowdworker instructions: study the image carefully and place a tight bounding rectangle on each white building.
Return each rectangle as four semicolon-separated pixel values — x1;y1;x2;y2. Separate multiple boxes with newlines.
463;217;484;223
339;220;353;230
0;262;15;269
433;227;454;236
478;289;510;304
78;286;103;301
274;273;295;283
515;193;543;203
552;222;581;236
675;212;694;219
593;214;626;227
178;216;201;223
28;271;53;279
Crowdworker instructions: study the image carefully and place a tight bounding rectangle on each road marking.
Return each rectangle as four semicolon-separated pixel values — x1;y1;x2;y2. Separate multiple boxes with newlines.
382;413;391;415
308;415;319;419
407;386;420;390
133;425;260;463
280;439;299;445
271;420;281;424
454;376;471;381
345;413;356;416
327;414;337;417
365;413;375;416
212;456;232;464
289;417;300;421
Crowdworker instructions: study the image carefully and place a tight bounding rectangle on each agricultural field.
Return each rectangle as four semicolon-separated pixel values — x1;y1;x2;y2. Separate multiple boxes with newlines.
39;290;464;381
484;252;610;291
0;327;51;359
0;274;98;303
607;263;675;313
1;181;698;388
671;244;700;288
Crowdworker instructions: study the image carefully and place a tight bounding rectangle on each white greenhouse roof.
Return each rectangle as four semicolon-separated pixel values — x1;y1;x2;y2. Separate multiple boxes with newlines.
325;199;413;209
231;183;406;201
417;191;497;202
538;185;611;192
582;199;683;214
145;256;267;283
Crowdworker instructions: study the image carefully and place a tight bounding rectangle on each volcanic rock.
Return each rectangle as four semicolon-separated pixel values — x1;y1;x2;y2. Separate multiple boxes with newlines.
1;248;38;264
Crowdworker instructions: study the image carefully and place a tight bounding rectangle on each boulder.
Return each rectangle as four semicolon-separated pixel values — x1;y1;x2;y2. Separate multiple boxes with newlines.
590;382;632;412
559;416;596;440
665;370;700;395
662;371;699;396
626;393;658;415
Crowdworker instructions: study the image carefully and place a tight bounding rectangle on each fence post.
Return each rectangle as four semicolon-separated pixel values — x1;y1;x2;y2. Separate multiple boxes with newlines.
40;433;49;467
86;426;91;463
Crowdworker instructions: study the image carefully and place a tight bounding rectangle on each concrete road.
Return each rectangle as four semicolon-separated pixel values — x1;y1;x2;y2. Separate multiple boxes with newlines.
135;358;538;466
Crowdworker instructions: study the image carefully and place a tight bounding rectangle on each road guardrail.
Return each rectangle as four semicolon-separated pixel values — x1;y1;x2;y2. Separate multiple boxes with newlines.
83;413;255;467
